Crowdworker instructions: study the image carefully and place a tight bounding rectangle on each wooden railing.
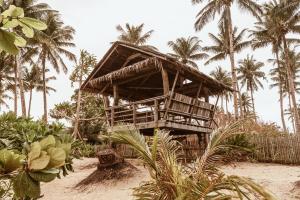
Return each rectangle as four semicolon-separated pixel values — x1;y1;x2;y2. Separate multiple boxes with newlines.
105;93;216;130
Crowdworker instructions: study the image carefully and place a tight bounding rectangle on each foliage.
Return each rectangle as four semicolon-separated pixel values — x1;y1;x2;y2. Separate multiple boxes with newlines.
0;3;47;54
0;113;76;199
109;120;277;200
73;141;96;158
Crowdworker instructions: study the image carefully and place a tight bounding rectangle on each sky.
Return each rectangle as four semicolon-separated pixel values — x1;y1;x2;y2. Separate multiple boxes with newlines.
6;0;292;129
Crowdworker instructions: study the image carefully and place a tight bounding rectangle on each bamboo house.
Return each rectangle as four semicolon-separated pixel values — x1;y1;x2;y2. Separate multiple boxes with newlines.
81;41;232;141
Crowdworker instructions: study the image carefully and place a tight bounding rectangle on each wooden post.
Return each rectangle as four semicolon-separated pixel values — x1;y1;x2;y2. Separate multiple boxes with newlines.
111;107;114;126
188;83;203;123
164;71;180;119
209;95;220;128
133;103;136;126
102;95;111;126
161;67;170;95
113;85;119;106
154;99;159;127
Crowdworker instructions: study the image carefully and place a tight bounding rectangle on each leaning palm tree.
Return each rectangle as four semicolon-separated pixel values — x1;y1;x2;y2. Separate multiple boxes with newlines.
210;66;232;112
109;120;277;199
259;0;300;134
167;36;208;69
192;0;262;120
203;23;251;118
116;23;156;50
237;55;265;119
33;13;76;122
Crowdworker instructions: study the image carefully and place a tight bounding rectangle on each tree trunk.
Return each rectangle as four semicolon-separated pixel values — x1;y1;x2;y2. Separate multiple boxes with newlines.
72;62;84;140
15;56;26;117
288;93;296;133
283;36;300;134
225;7;239;119
250;85;256;122
221;96;224;111
225;97;229;115
275;50;287;132
13;63;18;115
28;88;32;118
42;59;48;123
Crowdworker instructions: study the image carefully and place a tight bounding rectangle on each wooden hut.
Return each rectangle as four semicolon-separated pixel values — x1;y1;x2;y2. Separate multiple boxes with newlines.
81;41;232;141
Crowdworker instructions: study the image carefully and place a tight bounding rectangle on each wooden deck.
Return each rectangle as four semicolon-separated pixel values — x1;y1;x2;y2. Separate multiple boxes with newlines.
105;92;217;135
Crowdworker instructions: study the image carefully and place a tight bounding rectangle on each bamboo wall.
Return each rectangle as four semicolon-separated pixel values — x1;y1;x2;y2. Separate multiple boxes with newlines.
249;135;300;165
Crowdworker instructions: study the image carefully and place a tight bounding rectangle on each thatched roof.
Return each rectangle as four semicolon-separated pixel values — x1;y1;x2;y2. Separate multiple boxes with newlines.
81;41;232;101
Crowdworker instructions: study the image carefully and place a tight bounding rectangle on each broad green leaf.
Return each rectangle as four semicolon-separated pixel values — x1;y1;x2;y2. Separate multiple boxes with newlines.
13;171;41;199
2;19;19;29
29;151;50;171
0;29;18;55
28;142;41;162
47;147;66;168
39;135;56;150
19;17;47;30
19;22;34;38
29;172;57;182
0;149;24;173
57;143;72;156
14;35;27;47
1;5;24;18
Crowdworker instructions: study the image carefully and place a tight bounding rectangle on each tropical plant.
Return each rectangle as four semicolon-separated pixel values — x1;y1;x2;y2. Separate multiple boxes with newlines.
203;23;251;118
167;36;208;69
239;93;253;115
0;84;11;110
237;55;265;119
109;120;277;199
69;50;97;139
116;23;156;50
33;12;76;123
210;66;232;113
192;0;262;119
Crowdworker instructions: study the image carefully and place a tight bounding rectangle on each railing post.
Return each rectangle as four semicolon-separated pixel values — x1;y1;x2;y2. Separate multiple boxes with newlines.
133;103;136;126
111;107;114;126
154;99;158;127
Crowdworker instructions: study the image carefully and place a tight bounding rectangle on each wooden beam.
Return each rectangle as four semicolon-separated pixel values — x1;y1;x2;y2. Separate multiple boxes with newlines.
125;86;163;90
188;83;203;122
209;95;220;128
164;70;180;119
161;67;170;95
113;85;119;106
120;53;148;68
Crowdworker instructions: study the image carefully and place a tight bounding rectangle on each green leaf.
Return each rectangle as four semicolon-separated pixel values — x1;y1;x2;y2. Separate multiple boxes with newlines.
39;135;56;150
21;25;34;38
29;151;50;171
2;19;19;29
14;35;27;47
28;142;41;162
0;0;3;7
19;17;47;30
29;172;57;182
0;29;18;55
0;149;24;173
47;147;66;168
57;143;72;156
1;5;24;18
13;171;41;199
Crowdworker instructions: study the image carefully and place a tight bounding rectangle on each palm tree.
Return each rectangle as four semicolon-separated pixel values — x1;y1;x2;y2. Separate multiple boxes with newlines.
116;23;156;50
23;66;56;117
33;13;76;122
167;36;208;69
239;93;253;115
109;121;276;199
0;85;12;111
237;55;265;119
259;0;300;134
210;66;232;112
203;23;251;117
192;0;262;119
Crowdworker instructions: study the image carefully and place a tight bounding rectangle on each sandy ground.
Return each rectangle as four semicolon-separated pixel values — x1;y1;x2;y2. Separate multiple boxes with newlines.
41;158;300;200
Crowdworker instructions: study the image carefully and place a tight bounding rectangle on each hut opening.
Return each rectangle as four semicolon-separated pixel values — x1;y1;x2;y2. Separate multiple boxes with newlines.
81;41;232;141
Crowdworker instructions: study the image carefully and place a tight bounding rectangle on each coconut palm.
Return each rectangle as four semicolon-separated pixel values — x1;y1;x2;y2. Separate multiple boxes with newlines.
109;120;276;199
203;23;251;118
33;13;76;122
167;36;208;69
258;0;300;134
237;55;265;119
0;85;12;111
116;23;156;50
210;66;232;112
239;93;253;115
192;0;262;119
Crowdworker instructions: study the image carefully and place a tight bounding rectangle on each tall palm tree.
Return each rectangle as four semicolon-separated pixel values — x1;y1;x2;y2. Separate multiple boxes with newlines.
23;66;56;117
237;55;265;119
0;85;12;111
116;23;156;50
210;66;232;112
192;0;262;119
259;0;300;134
239;93;253;114
203;23;251;117
167;36;208;69
33;13;76;122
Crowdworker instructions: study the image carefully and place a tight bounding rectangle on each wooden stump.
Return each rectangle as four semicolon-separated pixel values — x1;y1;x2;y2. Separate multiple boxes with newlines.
97;148;124;169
